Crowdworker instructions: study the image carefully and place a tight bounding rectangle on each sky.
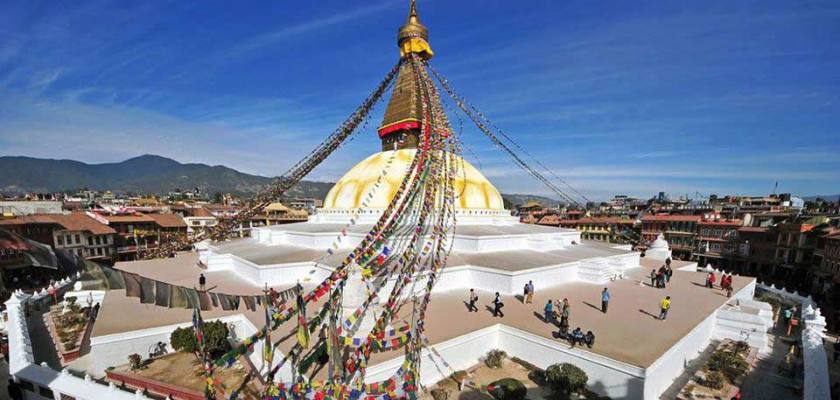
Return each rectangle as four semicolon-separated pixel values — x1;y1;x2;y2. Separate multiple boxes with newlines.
1;0;839;201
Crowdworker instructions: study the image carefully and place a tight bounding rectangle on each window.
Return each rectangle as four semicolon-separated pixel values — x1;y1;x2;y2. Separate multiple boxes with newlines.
57;236;64;246
88;236;93;246
74;234;81;244
95;236;101;245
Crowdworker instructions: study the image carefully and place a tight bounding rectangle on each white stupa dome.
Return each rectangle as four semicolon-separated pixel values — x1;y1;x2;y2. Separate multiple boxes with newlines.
323;149;504;211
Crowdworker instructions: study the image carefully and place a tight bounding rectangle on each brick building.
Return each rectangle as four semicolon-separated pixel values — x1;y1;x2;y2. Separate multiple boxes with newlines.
640;215;701;260
95;212;187;261
731;226;778;278
694;218;742;269
0;212;117;261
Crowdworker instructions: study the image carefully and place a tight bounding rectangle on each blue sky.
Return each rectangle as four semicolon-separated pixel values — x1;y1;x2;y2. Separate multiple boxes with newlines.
1;0;838;201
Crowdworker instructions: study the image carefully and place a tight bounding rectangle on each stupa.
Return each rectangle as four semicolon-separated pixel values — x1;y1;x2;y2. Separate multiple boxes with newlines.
644;233;672;261
5;4;775;400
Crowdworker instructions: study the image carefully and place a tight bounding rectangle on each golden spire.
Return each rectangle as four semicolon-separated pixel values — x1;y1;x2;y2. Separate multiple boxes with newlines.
377;0;435;150
398;0;433;59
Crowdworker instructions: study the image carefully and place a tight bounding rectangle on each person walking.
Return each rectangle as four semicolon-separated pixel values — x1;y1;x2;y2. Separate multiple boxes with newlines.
493;292;505;318
199;273;207;291
467;288;478;312
650;269;657;287
658;296;671;320
526;280;535;304
665;264;673;283
601;288;610;314
544;300;554;323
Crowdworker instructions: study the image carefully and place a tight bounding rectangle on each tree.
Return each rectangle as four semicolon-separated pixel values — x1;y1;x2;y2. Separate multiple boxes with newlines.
213;192;224;204
170;326;198;353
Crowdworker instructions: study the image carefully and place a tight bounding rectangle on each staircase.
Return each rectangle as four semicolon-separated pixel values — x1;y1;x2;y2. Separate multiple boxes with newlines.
577;260;616;285
714;299;774;353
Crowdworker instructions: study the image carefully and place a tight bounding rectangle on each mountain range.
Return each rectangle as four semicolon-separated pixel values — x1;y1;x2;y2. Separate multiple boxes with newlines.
0;155;333;199
0;155;558;206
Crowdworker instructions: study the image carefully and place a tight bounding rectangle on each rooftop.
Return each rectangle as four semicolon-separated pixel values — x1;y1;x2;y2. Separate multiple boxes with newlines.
90;266;752;369
642;215;702;222
0;212;116;235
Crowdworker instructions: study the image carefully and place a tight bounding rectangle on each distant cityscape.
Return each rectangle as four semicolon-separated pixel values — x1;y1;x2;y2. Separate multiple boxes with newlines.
3;188;839;306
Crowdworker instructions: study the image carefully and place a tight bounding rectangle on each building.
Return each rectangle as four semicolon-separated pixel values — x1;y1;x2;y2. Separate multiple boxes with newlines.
694;217;742;269
556;217;635;243
640;215;701;260
772;217;826;285
0;200;64;216
94;212;187;260
252;203;309;227
0;212;116;261
180;206;218;235
814;232;840;297
731;226;778;279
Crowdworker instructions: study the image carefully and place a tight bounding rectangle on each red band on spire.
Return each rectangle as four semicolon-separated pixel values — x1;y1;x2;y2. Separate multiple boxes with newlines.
377;120;421;138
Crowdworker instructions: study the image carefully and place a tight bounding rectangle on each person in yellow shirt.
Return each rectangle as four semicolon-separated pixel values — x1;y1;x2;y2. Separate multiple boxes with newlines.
658;296;671;320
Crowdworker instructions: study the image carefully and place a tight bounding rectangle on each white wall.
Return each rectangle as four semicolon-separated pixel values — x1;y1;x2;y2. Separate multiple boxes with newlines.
364;324;647;400
5;291;148;400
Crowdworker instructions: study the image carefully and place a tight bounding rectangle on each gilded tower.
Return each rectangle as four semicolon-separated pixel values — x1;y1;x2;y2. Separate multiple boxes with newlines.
377;0;435;151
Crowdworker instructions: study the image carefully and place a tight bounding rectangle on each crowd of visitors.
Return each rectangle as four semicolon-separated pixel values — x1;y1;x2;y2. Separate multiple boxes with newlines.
650;259;674;288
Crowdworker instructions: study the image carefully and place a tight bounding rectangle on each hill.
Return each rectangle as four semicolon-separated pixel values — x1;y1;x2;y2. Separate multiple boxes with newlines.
1;155;561;205
0;155;334;199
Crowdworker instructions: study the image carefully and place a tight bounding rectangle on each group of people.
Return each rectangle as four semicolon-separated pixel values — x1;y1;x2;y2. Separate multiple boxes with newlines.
650;260;674;288
705;271;735;297
523;280;535;304
544;298;571;327
568;327;596;348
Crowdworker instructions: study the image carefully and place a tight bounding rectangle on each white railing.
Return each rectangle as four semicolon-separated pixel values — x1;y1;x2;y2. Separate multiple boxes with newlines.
756;282;830;400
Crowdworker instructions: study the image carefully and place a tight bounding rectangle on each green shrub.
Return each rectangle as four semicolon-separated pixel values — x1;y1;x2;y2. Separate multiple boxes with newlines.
169;320;230;356
545;363;588;394
485;349;506;369
486;378;527;400
708;350;749;382
527;369;546;385
703;370;725;390
170;326;198;353
430;388;449;400
128;353;144;371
